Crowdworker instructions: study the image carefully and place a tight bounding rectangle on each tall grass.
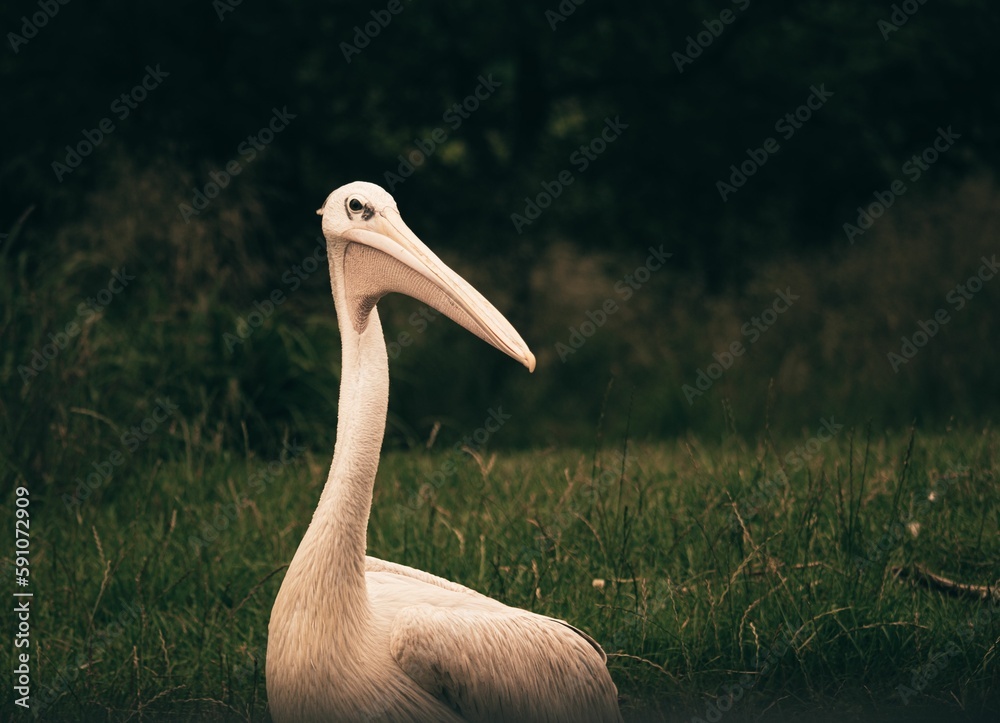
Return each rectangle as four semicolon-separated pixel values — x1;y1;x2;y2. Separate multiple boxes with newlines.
1;425;997;720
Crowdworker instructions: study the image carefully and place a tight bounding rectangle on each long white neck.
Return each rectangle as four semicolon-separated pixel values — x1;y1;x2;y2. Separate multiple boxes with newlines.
274;255;389;634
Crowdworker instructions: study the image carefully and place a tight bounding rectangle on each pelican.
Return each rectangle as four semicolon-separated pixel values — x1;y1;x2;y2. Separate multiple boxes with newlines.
265;182;622;722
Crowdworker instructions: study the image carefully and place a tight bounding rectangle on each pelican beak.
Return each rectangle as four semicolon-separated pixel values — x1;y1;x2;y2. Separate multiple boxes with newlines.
342;208;535;373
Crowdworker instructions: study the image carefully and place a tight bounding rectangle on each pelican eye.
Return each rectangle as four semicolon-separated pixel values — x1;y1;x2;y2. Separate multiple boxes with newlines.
348;198;365;213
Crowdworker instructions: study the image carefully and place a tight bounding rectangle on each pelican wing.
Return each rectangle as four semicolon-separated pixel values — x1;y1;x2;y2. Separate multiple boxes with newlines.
366;556;498;600
389;603;623;723
367;556;608;660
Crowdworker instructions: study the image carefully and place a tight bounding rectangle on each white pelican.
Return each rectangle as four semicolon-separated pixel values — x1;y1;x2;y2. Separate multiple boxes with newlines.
265;182;623;722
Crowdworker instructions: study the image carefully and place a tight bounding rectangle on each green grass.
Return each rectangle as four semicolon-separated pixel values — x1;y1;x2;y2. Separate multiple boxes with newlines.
2;426;998;721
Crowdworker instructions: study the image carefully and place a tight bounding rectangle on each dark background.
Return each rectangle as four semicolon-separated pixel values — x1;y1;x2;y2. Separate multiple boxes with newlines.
3;0;999;482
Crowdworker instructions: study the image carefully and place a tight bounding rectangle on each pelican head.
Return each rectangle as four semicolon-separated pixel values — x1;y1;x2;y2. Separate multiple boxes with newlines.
317;181;535;372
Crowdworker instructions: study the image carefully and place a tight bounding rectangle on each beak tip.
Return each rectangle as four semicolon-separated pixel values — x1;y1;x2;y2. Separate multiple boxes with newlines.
525;352;536;373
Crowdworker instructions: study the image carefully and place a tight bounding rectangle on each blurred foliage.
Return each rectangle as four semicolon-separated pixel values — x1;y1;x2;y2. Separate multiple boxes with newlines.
2;0;999;489
3;0;998;273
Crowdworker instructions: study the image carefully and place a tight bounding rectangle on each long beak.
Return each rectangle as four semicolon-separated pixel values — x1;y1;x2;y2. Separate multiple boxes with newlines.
342;208;535;372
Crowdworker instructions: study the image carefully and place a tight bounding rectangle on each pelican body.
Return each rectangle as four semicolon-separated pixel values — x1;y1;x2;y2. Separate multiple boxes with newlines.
266;182;622;722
